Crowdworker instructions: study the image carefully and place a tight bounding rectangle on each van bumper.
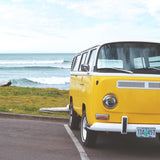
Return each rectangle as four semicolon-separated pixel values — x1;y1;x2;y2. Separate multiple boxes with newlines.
87;122;160;134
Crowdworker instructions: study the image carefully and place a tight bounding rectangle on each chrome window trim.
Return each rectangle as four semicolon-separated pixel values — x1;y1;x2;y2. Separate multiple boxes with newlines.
70;71;89;76
70;71;160;78
89;72;160;78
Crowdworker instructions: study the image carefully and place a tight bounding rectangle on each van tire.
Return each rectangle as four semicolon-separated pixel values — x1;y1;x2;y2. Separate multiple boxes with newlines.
69;104;79;130
80;111;97;147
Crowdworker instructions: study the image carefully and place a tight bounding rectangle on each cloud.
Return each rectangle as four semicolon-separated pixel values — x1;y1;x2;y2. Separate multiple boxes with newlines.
145;0;160;23
12;0;22;2
46;0;66;5
0;2;62;34
0;0;159;53
62;0;146;21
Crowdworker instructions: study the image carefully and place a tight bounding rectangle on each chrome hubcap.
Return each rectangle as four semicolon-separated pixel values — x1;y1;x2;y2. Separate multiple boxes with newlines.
82;116;87;142
69;108;73;126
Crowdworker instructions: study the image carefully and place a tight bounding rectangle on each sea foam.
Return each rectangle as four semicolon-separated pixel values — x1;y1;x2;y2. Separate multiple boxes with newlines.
27;76;70;85
0;60;64;67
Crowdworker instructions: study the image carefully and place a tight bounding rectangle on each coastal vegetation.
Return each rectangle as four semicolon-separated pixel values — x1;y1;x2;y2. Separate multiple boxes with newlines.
0;87;69;117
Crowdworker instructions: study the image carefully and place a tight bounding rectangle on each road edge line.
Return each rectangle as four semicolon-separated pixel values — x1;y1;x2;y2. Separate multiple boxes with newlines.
64;124;90;160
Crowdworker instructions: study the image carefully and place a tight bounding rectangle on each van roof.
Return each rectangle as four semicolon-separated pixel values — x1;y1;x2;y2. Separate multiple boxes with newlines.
76;45;99;55
101;41;160;46
76;41;160;56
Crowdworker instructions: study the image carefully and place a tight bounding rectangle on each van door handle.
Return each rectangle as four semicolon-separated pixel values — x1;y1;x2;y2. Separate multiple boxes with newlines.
80;83;84;85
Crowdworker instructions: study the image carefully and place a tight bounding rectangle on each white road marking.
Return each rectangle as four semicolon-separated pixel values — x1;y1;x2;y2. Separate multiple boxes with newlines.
64;124;90;160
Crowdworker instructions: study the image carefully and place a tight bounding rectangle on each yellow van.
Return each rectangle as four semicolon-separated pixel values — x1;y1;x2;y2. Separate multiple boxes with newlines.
69;41;160;147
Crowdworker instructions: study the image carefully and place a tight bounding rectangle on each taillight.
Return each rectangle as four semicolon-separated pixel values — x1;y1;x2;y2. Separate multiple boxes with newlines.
95;114;109;120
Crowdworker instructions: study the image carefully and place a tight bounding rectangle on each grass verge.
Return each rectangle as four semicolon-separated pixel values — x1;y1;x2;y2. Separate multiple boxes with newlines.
0;87;69;117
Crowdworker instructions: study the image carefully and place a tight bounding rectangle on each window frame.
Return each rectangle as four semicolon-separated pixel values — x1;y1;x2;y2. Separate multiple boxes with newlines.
87;49;97;71
73;54;82;71
79;52;88;71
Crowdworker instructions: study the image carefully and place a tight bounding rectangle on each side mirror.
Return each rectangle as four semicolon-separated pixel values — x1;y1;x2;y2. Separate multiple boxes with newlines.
81;64;89;72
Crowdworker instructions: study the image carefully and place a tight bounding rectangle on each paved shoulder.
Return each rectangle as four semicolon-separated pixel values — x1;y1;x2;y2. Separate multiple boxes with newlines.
0;112;68;123
0;119;79;160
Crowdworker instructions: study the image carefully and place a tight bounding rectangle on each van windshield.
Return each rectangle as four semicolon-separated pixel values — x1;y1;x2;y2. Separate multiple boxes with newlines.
96;42;160;74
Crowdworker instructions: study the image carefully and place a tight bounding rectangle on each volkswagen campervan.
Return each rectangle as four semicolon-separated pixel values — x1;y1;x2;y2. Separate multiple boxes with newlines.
69;41;160;147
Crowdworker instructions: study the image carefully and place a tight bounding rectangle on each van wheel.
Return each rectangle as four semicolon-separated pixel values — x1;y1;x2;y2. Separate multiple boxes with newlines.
69;104;79;130
80;111;97;147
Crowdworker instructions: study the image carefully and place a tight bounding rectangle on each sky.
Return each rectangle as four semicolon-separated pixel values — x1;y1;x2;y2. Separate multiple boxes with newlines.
0;0;160;53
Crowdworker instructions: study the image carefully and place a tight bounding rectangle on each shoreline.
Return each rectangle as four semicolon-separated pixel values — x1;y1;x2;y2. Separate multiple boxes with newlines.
10;85;69;90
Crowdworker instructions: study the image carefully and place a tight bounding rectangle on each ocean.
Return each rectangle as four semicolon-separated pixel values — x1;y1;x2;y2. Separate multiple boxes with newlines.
0;53;75;90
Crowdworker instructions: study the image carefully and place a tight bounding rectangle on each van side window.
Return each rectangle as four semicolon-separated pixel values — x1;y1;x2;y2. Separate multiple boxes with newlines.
71;57;76;71
81;53;87;64
73;55;81;71
79;52;87;71
85;52;90;64
88;49;97;70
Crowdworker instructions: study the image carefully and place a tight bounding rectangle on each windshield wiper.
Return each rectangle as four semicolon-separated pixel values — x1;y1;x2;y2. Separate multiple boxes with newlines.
113;68;133;73
97;68;133;74
132;67;160;74
133;67;160;71
148;67;160;71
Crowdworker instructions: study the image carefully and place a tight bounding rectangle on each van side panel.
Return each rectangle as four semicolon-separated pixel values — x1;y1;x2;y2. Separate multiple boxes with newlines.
69;74;82;116
69;73;95;119
80;75;95;123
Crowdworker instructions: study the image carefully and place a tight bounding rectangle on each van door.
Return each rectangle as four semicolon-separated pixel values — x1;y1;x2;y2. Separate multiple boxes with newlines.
70;54;82;113
79;49;97;116
75;52;88;115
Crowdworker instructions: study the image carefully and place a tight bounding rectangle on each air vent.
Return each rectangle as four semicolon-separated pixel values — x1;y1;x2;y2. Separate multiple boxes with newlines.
117;81;145;89
117;81;160;90
149;82;160;89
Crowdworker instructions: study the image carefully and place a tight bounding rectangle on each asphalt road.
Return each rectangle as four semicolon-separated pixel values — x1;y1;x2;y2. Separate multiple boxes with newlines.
75;131;160;160
0;119;79;160
1;118;160;160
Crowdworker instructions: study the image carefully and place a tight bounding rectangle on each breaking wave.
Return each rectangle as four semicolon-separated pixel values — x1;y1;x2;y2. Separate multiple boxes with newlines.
0;59;66;67
28;77;70;85
12;77;70;86
0;59;71;69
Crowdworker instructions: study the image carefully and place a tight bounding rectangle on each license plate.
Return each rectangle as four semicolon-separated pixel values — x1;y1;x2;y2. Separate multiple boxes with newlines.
136;127;156;138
